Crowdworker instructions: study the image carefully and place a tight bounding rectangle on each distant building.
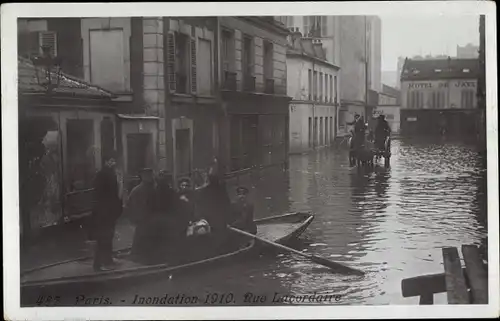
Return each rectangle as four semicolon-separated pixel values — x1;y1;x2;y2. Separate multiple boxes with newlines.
282;15;382;137
401;57;479;110
457;43;479;58
400;57;481;136
286;29;340;154
374;84;401;133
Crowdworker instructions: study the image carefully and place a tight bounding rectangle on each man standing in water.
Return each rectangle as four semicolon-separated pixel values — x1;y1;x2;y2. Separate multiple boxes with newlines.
92;152;122;272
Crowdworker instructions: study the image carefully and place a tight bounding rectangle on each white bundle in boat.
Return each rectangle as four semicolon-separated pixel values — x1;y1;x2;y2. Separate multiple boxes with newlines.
186;219;211;237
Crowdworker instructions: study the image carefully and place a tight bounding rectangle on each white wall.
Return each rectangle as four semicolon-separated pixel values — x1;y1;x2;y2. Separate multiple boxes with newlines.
286;56;339;103
289;103;336;154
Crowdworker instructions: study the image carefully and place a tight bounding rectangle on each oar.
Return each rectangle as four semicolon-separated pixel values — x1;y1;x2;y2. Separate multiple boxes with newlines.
228;226;365;276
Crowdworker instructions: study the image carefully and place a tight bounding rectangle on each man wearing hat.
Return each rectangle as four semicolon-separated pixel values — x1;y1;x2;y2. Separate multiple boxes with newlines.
92;151;122;271
126;168;156;263
374;114;391;151
230;186;257;236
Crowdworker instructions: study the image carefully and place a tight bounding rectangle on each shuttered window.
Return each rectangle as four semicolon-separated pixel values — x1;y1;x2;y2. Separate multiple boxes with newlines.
190;37;197;94
39;31;58;57
166;31;176;93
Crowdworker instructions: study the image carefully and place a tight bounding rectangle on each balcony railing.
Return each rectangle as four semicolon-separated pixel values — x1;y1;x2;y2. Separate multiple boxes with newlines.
223;71;237;91
243;75;256;92
264;78;275;94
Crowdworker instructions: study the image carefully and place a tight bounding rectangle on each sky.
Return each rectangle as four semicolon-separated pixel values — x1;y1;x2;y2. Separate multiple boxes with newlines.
380;15;480;71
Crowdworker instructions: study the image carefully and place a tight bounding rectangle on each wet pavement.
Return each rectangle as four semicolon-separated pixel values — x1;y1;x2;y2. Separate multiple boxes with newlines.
21;137;488;306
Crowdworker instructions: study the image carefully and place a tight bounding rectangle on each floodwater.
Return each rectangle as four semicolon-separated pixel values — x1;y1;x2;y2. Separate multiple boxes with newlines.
22;138;488;306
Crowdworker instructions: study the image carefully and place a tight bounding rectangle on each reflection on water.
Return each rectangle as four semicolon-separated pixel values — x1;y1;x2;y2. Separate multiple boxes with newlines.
30;138;487;306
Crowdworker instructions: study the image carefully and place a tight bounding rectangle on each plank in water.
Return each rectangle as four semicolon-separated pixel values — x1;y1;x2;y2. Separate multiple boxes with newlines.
462;245;488;304
442;247;470;304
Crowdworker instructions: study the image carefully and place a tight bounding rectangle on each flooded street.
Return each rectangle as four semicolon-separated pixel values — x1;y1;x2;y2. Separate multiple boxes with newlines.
24;138;487;306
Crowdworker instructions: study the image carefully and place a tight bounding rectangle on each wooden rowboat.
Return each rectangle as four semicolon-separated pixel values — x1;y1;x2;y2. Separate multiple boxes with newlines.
21;211;314;291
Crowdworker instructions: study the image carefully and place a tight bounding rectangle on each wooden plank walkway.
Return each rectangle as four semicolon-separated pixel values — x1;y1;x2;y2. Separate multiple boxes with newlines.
401;244;488;305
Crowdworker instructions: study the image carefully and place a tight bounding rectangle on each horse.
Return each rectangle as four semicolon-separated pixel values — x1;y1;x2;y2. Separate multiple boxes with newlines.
348;132;375;167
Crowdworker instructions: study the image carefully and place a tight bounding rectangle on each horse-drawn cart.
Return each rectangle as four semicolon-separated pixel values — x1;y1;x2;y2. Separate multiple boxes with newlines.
348;134;391;167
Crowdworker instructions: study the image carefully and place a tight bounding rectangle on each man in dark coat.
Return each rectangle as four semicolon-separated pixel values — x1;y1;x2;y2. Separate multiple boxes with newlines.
127;168;156;264
374;114;391;150
92;152;122;271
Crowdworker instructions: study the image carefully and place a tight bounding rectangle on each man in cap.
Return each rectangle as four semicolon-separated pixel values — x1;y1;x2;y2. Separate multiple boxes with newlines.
92;151;123;271
126;168;156;263
230;186;257;235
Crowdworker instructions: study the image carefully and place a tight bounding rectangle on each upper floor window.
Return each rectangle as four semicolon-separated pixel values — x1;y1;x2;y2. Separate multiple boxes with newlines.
242;35;255;91
197;38;212;96
221;29;236;90
221;29;235;72
324;74;329;102
333;75;337;103
308;69;312;100
313;70;318;100
263;41;274;79
166;31;198;95
319;72;324;101
174;32;190;94
89;29;125;92
242;36;254;76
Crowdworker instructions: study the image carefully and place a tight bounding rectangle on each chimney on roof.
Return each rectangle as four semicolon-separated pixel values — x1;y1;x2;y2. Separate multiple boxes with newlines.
288;27;303;49
312;39;324;58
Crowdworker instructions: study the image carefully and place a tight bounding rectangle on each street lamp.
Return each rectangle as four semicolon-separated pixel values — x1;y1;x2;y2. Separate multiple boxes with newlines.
31;45;63;93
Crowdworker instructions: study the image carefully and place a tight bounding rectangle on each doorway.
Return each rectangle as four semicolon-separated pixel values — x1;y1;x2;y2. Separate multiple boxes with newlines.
175;128;192;179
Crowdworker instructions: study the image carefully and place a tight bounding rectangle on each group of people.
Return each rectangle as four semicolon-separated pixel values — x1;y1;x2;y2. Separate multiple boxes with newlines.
91;156;257;272
347;113;391;151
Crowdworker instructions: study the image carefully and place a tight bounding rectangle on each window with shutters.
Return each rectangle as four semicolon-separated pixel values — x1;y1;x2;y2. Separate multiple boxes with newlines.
174;32;190;94
263;41;273;79
190;37;197;94
39;31;58;57
19;31;58;58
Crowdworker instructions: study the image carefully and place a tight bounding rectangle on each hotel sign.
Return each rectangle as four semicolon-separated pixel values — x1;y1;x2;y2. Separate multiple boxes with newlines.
408;81;476;90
